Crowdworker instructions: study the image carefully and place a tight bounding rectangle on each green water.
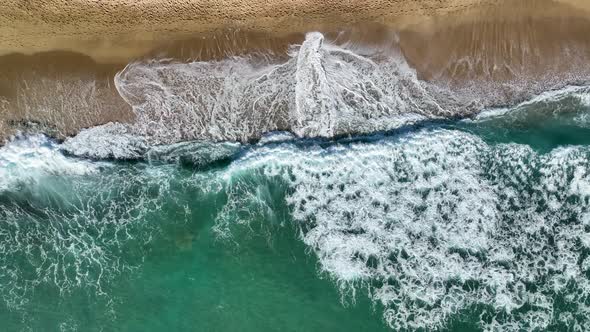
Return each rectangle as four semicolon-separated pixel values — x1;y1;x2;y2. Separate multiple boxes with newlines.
2;87;590;331
0;163;386;331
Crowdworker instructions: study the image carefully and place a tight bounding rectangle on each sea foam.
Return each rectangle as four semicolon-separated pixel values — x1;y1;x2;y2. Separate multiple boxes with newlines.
215;127;590;331
63;32;461;159
0;134;99;191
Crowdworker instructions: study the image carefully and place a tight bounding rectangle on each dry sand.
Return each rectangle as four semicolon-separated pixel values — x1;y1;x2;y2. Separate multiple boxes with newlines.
2;0;589;64
1;0;590;141
0;0;507;63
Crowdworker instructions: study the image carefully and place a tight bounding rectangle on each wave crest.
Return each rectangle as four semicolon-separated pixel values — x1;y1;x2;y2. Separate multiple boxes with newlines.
215;128;590;331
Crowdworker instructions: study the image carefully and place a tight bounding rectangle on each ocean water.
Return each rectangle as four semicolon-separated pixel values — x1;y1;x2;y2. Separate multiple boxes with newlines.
1;84;590;331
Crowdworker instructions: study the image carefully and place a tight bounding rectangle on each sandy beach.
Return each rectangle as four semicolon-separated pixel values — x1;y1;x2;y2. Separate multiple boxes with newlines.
1;0;590;141
1;0;589;63
0;0;510;63
5;2;590;331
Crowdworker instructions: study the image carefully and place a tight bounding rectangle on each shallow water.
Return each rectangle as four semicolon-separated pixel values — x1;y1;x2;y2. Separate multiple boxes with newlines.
2;86;590;331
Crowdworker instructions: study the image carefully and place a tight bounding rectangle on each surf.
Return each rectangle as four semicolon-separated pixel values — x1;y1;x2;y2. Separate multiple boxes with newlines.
2;87;590;330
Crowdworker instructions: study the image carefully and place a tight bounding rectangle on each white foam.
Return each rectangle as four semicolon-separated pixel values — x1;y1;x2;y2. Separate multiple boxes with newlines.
257;131;296;145
0;141;191;313
64;31;456;159
475;85;590;121
215;127;590;331
146;139;240;167
0;134;99;191
65;32;590;160
61;123;149;159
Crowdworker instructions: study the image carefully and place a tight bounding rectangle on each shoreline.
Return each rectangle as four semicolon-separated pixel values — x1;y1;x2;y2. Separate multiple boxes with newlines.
0;0;502;63
2;0;590;142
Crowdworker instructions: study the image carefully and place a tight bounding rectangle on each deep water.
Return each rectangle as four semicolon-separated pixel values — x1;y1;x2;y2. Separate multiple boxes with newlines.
1;86;590;331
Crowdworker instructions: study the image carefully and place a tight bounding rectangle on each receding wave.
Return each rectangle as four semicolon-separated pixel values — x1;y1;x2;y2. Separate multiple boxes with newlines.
63;32;482;159
4;25;590;331
53;30;590;162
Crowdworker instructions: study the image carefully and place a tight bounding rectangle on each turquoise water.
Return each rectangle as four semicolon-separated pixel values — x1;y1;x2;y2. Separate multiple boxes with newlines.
0;159;386;332
2;86;590;331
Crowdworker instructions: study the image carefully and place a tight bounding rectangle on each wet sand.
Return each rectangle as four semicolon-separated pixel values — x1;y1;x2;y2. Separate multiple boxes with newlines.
0;52;133;139
1;0;590;141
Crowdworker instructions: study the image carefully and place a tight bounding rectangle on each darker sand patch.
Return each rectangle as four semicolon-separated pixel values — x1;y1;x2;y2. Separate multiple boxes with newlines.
398;0;590;82
0;52;133;141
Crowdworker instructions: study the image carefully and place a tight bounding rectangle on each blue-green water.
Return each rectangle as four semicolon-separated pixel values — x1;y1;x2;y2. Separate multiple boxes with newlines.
2;86;590;331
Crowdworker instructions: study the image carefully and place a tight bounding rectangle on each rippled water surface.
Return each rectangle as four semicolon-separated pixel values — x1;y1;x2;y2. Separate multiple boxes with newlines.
2;86;590;331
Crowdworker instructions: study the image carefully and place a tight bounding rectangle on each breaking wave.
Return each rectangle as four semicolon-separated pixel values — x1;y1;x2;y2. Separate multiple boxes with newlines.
0;136;194;321
5;99;590;330
4;34;590;331
475;85;590;122
212;126;590;331
60;31;590;161
0;134;99;191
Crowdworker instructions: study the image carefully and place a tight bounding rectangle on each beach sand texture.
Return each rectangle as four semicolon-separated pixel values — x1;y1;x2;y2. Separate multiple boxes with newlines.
1;0;589;62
